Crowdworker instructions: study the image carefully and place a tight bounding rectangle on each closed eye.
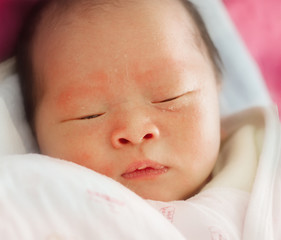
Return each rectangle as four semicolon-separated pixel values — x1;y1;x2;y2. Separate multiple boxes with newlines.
153;92;189;104
160;95;180;103
79;113;104;120
60;113;105;123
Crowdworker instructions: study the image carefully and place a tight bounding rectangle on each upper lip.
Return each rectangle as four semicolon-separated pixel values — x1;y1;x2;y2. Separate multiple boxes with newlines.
122;160;167;175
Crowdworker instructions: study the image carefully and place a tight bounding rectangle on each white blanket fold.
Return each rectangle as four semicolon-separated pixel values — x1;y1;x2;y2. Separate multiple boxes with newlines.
0;154;185;240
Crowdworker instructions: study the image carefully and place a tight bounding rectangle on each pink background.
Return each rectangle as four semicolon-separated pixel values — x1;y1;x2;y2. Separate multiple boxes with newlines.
223;0;281;113
0;0;39;60
0;0;280;112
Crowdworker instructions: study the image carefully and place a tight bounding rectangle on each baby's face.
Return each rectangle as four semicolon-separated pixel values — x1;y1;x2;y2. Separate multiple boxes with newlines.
33;0;220;201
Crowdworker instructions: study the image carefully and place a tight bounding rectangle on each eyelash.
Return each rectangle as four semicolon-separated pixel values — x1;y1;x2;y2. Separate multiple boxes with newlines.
79;113;104;120
153;93;186;104
159;96;180;103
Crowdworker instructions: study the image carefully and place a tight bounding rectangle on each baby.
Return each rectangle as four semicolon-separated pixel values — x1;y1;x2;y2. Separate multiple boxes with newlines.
14;0;281;240
15;0;275;204
16;0;281;238
17;0;222;202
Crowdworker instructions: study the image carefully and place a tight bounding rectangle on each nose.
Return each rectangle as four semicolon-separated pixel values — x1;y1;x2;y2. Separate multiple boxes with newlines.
111;119;160;149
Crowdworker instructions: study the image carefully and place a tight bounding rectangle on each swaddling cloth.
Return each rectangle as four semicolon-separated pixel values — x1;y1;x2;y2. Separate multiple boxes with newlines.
0;154;185;240
148;188;249;240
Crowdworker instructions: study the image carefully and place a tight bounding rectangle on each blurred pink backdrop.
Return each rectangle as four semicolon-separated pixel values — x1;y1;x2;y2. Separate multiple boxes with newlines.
224;0;281;113
0;0;40;60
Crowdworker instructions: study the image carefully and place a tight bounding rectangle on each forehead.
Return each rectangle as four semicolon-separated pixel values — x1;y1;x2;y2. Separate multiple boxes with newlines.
32;0;212;94
33;0;200;57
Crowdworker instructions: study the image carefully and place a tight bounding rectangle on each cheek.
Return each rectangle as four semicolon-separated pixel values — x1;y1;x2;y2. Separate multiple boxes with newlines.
53;128;115;177
70;151;114;177
173;109;220;183
168;100;220;158
36;98;116;177
63;123;116;172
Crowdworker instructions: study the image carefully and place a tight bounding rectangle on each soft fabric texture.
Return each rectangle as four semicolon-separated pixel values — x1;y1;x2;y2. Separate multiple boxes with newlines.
148;188;249;239
0;58;37;155
0;154;185;239
148;106;281;240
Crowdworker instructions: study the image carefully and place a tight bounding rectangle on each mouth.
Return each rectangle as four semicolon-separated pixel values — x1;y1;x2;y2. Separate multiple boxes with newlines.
121;160;169;180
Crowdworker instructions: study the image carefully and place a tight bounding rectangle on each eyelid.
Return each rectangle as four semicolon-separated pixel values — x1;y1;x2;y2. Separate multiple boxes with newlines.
152;91;190;104
61;113;105;122
79;113;105;120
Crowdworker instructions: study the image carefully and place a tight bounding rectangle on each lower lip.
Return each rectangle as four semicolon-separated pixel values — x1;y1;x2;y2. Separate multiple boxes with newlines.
121;167;169;180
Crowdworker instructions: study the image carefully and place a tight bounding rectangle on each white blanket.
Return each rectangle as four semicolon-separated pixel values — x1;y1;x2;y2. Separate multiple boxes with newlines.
0;154;185;239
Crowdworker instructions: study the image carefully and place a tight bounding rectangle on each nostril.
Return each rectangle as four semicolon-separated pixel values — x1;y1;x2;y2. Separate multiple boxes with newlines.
119;138;129;144
144;133;153;139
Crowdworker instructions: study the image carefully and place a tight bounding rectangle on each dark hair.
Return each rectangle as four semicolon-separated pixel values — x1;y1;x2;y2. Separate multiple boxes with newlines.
180;0;222;78
16;0;51;133
16;0;222;133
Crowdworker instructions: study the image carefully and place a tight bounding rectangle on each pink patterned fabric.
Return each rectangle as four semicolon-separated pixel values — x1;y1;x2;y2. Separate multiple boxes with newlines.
224;0;281;114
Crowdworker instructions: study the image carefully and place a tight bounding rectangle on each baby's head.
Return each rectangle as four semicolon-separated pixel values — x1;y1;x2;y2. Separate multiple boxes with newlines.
17;0;222;201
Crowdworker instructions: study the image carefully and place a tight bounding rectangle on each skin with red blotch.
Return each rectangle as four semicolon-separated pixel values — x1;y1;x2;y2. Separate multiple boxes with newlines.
33;0;220;201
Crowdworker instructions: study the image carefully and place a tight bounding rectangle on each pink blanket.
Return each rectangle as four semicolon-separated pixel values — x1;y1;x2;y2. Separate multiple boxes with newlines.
224;0;281;113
